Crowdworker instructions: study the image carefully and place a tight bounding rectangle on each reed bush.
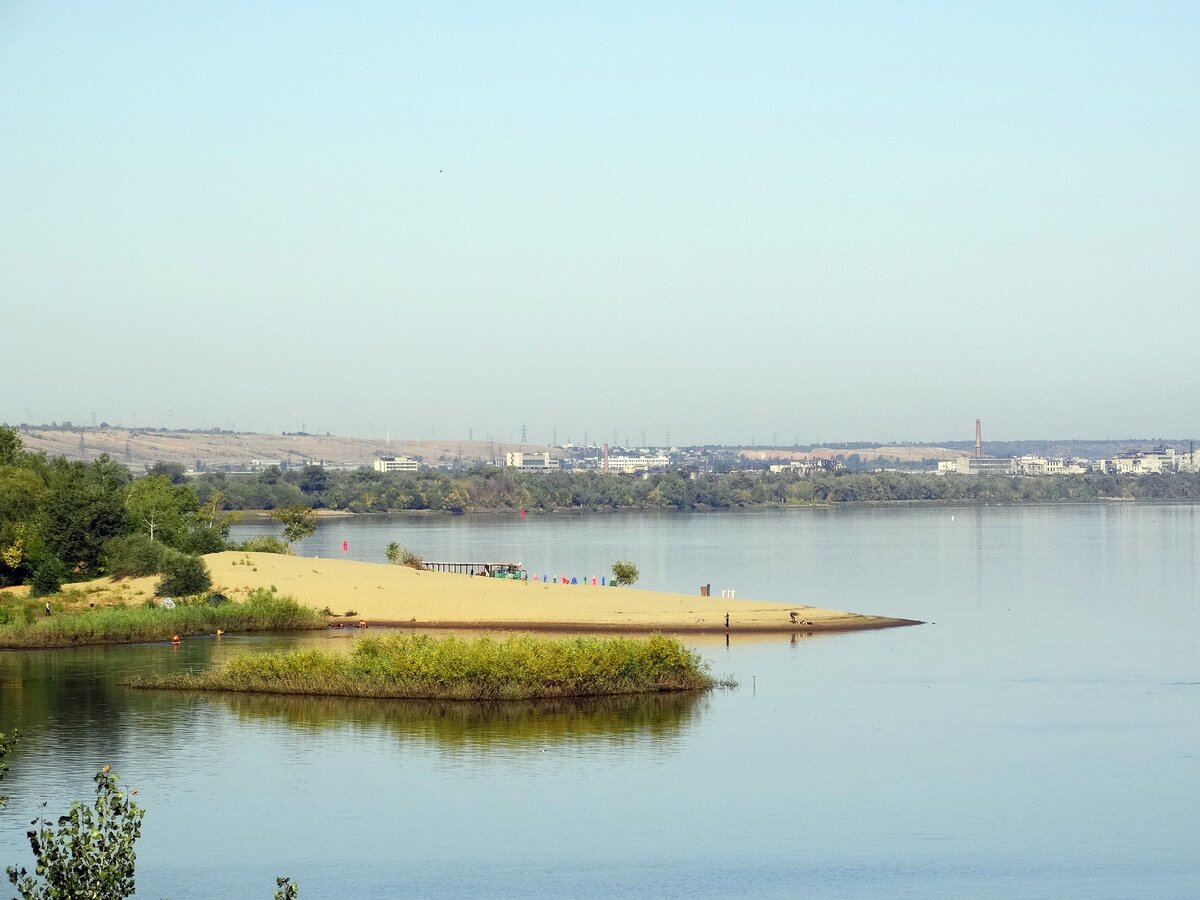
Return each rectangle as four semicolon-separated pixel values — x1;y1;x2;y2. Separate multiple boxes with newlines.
128;632;715;700
0;589;324;648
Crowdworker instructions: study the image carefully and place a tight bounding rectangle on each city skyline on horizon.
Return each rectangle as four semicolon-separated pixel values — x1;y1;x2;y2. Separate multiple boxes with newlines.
5;412;1195;450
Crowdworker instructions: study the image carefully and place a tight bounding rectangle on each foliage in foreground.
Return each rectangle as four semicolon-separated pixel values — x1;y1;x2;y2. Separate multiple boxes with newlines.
6;766;144;900
0;589;324;648
0;755;297;898
0;730;15;809
131;632;715;701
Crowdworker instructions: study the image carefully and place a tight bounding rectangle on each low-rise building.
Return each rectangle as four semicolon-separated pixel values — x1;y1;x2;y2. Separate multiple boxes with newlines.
1016;456;1087;476
505;451;559;473
1110;447;1197;475
606;454;670;474
939;456;1017;476
374;456;420;473
769;459;840;475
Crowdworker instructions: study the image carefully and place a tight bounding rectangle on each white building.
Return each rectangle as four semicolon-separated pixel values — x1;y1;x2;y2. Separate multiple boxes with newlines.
606;454;670;474
1110;448;1197;475
505;451;559;472
374;456;420;473
938;456;1017;476
1016;456;1087;476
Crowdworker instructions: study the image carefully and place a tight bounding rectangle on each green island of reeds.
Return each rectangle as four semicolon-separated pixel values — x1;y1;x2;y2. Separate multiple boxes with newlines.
0;589;325;649
126;632;722;701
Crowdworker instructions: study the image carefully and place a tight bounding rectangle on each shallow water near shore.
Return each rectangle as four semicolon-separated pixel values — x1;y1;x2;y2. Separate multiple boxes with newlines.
3;505;1199;897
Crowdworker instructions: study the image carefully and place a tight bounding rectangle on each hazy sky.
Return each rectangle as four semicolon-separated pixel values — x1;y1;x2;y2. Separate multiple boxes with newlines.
2;2;1197;445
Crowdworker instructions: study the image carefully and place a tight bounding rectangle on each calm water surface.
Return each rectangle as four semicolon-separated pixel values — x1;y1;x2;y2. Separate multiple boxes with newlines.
2;505;1198;898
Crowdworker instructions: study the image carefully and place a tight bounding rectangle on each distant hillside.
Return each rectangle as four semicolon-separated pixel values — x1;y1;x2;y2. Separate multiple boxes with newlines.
14;427;548;472
13;426;1197;472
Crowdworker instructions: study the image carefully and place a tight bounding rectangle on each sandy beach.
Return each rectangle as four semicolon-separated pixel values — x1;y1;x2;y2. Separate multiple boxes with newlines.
203;552;918;633
4;551;919;633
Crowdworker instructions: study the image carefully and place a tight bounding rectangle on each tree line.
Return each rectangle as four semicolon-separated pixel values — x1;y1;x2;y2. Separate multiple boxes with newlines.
190;463;1200;514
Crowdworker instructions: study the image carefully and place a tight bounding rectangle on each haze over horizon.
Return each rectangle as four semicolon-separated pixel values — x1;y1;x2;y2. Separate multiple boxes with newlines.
3;3;1197;445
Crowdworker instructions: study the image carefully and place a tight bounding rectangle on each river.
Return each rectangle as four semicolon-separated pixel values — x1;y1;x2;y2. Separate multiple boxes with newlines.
2;505;1198;897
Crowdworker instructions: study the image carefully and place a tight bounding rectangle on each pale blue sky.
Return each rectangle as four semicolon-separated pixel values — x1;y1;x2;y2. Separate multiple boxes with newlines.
2;2;1197;444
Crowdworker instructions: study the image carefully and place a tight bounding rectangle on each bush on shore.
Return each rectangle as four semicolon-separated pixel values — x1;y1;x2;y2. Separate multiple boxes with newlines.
29;558;66;598
154;549;212;596
238;535;290;554
130;632;717;701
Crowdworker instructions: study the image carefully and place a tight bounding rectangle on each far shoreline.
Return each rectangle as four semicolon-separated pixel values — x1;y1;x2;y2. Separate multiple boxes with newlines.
231;496;1194;520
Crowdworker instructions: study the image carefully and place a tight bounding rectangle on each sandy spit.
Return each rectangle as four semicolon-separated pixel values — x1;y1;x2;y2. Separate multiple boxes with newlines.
202;552;920;634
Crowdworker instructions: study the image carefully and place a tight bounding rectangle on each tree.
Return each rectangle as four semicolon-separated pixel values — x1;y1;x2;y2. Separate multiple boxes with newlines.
270;505;316;548
124;475;198;545
146;461;187;485
102;533;167;578
196;489;241;537
6;766;144;900
298;465;328;495
611;560;639;586
40;456;129;577
29;557;66;597
0;427;23;467
386;541;401;564
0;467;47;586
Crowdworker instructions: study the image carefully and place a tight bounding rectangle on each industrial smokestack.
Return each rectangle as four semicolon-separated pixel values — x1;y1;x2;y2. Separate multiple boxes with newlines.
975;419;982;458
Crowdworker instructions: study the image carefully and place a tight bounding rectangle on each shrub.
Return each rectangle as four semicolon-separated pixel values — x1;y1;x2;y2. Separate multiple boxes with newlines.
30;558;66;598
239;536;289;554
386;542;423;569
177;525;226;556
611;560;639;586
103;534;167;579
155;551;212;597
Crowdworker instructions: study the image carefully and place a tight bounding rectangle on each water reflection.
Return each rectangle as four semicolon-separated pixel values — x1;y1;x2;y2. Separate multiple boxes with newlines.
212;689;709;753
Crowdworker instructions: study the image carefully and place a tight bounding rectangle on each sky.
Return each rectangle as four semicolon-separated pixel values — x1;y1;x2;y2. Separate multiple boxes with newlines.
2;2;1197;446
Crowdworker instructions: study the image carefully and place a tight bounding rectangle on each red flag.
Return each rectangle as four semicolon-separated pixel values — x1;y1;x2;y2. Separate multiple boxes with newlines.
342;540;348;553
